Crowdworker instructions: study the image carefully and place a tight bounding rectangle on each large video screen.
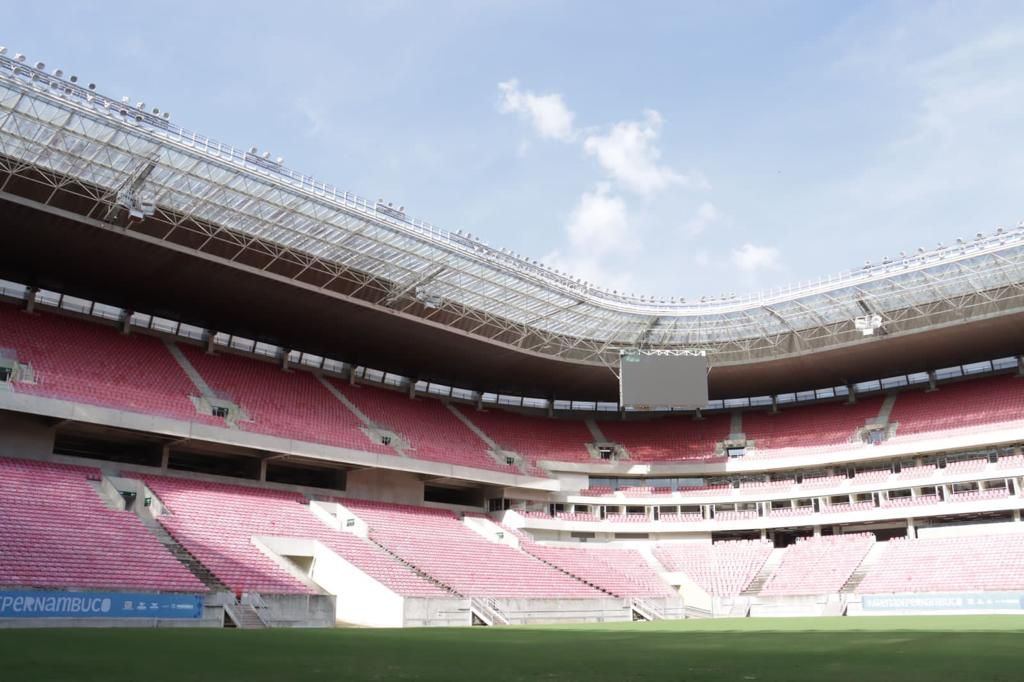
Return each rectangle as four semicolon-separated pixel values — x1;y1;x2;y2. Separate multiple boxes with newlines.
619;352;709;410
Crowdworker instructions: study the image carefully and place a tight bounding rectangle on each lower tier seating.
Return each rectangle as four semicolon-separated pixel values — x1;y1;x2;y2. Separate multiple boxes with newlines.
143;475;447;597
0;458;205;592
342;499;603;598
522;543;675;598
760;534;874;596
654;540;773;596
858;533;1024;593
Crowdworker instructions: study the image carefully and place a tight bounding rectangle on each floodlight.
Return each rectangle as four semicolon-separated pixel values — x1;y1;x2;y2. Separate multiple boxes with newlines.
35;62;44;70
15;53;25;62
69;75;77;83
52;69;63;78
88;83;96;90
0;47;6;55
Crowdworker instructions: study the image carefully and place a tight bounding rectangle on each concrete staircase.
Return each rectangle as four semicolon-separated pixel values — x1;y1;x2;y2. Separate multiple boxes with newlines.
470;597;510;626
135;510;229;592
842;541;887;593
447;404;530;474
584;418;608;443
224;602;266;629
741;547;786;596
316;376;409;456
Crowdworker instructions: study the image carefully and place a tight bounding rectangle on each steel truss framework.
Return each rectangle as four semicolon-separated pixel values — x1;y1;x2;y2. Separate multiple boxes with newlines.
2;56;1024;369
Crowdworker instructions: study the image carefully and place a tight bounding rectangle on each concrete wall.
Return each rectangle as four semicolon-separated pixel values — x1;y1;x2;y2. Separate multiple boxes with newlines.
0;410;55;458
916;520;1024;538
403;598;472;627
491;597;632;624
345;469;424;505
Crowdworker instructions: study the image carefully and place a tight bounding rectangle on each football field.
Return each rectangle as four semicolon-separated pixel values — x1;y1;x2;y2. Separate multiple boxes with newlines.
1;615;1021;682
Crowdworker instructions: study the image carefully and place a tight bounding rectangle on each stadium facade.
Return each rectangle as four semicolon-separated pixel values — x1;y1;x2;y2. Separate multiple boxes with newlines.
1;52;1024;628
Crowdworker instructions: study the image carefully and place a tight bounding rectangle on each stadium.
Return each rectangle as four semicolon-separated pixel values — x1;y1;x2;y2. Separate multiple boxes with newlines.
1;24;1024;682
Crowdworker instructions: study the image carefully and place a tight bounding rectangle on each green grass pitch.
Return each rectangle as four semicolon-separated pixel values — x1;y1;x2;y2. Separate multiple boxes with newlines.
1;616;1022;682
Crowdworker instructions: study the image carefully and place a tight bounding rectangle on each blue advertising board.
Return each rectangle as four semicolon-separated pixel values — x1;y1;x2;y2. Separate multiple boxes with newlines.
0;591;204;619
862;592;1024;612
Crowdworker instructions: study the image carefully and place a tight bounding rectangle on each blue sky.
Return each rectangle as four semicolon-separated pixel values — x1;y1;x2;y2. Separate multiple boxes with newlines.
7;1;1024;297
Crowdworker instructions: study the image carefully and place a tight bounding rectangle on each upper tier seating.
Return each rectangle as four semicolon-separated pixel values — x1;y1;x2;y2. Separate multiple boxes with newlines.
759;534;874;596
329;381;518;474
851;468;892;485
342;499;602;598
889;375;1024;439
715;510;759;522
881;494;940;508
659;512;702;523
742;397;884;452
858;533;1024;593
947;487;1010;503
654;540;773;596
894;464;937;481
598;413;732;461
0;304;218;424
143;475;447;597
680;484;733;497
453;405;594;463
944;458;989;475
522;543;676;598
0;458;204;592
178;345;389;454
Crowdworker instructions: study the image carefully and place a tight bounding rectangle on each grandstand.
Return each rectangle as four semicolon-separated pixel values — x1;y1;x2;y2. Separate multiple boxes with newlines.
2;52;1024;631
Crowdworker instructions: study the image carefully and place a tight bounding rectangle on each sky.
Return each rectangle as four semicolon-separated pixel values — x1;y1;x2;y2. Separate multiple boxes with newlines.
6;1;1024;298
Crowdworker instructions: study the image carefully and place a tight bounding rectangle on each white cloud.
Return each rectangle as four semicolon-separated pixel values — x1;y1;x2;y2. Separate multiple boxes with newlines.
498;79;575;142
565;183;630;256
684;201;721;237
542;184;635;291
582;110;704;195
731;243;783;273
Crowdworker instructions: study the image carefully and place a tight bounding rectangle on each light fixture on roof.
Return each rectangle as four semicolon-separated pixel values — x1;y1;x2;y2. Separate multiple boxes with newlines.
15;53;26;62
976;232;984;239
69;75;77;83
0;47;6;55
917;247;925;254
35;62;44;70
52;68;63;78
855;314;883;337
88;83;96;90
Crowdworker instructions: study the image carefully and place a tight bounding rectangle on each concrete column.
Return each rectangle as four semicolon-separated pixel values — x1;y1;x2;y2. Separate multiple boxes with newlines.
408;380;416;399
846;384;856;404
24;287;37;313
281;349;291;372
926;370;938;392
160;445;170;471
475;392;484;411
547;399;554;418
813;525;822;537
259;459;268;482
770;395;779;414
1012;509;1021;522
693;408;703;421
205;331;216;355
349;367;358;386
121;311;133;335
906;517;916;538
760;528;767;540
1017;356;1024;377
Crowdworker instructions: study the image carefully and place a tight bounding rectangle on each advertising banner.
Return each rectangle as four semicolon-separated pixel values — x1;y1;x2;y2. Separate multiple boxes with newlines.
0;591;204;619
862;592;1024;612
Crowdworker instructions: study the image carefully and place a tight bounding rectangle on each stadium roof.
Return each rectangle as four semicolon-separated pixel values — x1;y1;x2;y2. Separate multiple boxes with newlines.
2;53;1024;399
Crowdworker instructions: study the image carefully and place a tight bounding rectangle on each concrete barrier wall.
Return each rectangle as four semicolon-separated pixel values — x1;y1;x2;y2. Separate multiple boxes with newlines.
403;598;472;627
491;598;631;625
259;594;335;628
